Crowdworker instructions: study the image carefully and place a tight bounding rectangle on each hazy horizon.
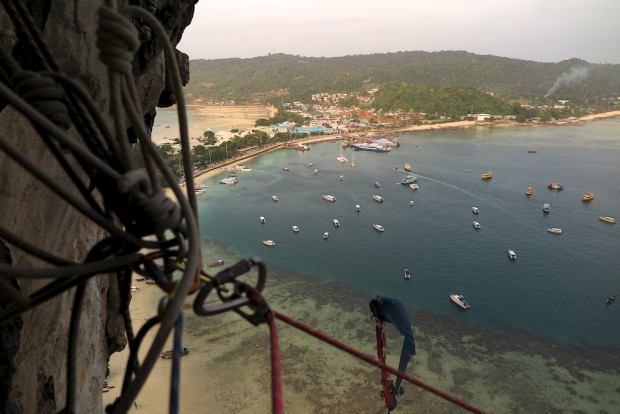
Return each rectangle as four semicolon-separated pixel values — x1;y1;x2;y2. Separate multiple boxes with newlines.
179;0;620;64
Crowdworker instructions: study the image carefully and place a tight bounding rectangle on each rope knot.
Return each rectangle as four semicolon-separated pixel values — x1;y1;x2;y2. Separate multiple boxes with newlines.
11;71;71;130
96;6;140;74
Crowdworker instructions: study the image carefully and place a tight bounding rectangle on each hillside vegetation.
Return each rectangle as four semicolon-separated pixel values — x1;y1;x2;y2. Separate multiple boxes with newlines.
186;51;620;106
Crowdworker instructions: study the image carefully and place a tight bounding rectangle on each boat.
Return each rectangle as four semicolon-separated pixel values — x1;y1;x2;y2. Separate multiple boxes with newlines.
450;294;471;310
547;228;563;234
355;204;361;212
262;240;276;247
322;194;336;202
314;169;319;175
480;171;493;180
353;143;391;152
235;165;252;172
259;216;266;223
599;216;617;224
542;203;550;213
404;163;412;172
472;221;481;229
207;259;225;267
160;347;189;359
333;219;340;227
409;184;419;190
472;206;479;214
507;249;517;260
404;269;411;279
582;192;594;201
307;162;313;167
219;177;238;185
337;145;348;163
323;232;329;239
374;181;381;187
292;225;300;232
409;200;414;206
607;295;616;305
272;195;279;202
528;148;537;153
373;224;385;232
130;286;140;292
194;188;205;195
526;187;533;196
282;167;289;171
372;195;384;202
339;175;344;181
401;175;417;185
548;183;564;190
351;150;356;167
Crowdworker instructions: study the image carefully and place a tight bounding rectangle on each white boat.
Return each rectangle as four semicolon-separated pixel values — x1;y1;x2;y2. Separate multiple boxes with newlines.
507;249;517;260
355;204;361;212
292;225;300;233
450;294;471;310
235;165;252;172
542;203;550;213
373;224;385;232
351;150;356;167
322;194;336;202
404;163;412;172
337;145;348;163
473;221;481;229
374;181;381;187
194;188;205;194
262;240;276;247
282;167;289;171
472;206;479;214
333;219;340;227
404;269;411;279
410;184;419;190
323;232;329;239
307;162;313;167
372;195;384;202
339;175;344;181
259;216;266;223
409;200;414;206
219;177;238;185
314;169;319;175
272;195;279;202
599;216;616;224
547;228;563;234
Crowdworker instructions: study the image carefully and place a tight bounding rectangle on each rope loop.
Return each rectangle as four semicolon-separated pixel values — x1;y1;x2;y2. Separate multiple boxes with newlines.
96;6;140;75
11;70;71;130
117;169;183;234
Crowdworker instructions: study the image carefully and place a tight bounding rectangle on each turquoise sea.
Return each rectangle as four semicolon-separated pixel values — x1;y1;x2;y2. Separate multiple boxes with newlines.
189;119;620;413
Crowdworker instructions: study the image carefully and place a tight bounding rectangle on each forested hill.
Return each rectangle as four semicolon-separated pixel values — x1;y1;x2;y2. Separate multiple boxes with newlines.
186;51;620;106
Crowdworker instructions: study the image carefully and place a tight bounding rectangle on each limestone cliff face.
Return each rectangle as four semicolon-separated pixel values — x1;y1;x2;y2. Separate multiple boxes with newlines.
0;1;194;412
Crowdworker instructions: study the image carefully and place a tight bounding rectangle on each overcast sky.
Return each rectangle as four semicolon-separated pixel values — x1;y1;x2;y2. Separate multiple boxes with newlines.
177;0;620;64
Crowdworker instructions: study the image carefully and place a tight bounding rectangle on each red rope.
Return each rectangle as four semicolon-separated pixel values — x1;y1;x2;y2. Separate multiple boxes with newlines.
273;310;488;414
267;312;284;414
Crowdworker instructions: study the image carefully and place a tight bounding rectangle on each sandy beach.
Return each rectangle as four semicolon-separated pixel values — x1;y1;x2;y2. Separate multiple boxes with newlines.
103;107;620;413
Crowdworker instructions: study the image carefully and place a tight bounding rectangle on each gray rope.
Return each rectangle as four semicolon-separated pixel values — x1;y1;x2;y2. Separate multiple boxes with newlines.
11;70;71;129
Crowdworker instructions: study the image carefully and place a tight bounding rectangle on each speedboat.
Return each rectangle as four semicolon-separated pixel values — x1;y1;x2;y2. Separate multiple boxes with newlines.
472;206;479;214
480;171;493;180
323;232;329;239
374;181;381;187
372;195;384;202
472;221;481;229
207;259;225;267
259;216;266;223
542;203;550;213
507;249;517;260
582;192;594;201
333;219;340;227
262;240;276;247
409;200;414;206
409;184;419;190
272;195;279;202
404;163;412;172
526;187;533;196
373;224;385;232
548;183;563;190
404;269;411;279
450;294;471;309
547;228;563;234
355;204;361;212
292;225;300;233
607;295;616;305
599;216;617;224
323;194;336;202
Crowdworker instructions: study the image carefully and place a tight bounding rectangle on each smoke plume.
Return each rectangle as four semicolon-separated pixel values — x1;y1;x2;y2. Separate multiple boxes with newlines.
545;66;589;98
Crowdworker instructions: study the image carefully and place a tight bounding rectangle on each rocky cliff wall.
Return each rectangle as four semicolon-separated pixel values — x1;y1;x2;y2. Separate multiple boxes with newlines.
0;1;194;412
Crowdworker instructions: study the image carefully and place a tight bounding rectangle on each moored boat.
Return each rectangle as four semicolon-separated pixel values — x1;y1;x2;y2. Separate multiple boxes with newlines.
507;249;517;260
372;195;384;202
207;259;225;267
526;187;533;196
355;204;361;212
272;195;279;202
409;183;419;190
607;295;616;305
473;221;481;229
480;171;493;180
548;183;564;190
333;219;340;227
547;228;563;234
323;232;329;239
292;225;300;232
262;240;276;247
374;181;381;187
322;194;336;202
404;163;412;172
373;224;385;232
582;192;594;201
404;269;411;279
259;216;266;223
542;203;550;213
401;175;417;185
472;206;479;214
598;216;616;224
450;294;471;309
